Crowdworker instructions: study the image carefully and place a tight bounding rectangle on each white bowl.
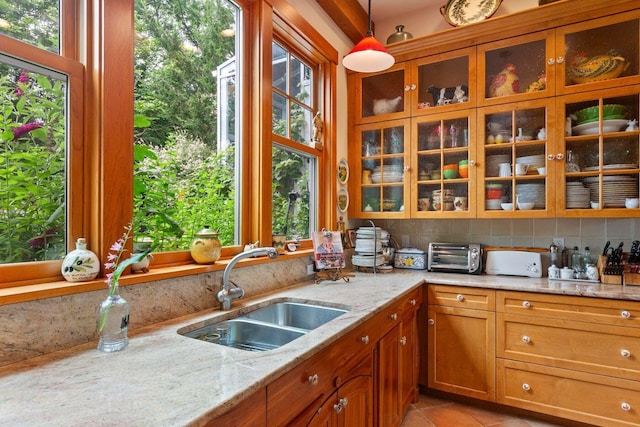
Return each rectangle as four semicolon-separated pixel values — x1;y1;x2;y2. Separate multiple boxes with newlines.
625;198;639;208
486;199;502;210
517;202;535;210
590;201;600;209
501;203;514;210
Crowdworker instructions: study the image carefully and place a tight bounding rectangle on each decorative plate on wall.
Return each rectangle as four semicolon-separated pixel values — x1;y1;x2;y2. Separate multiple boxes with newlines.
338;188;349;212
440;0;503;27
338;158;349;184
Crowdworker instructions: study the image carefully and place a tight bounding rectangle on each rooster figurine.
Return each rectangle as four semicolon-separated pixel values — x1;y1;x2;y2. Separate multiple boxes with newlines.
489;63;520;97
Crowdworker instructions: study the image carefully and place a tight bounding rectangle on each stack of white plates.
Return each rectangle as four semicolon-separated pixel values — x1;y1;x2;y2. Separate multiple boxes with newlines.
516;154;545;174
583;164;638;172
354;227;388;254
352;253;387;267
565;182;590;209
515;183;546;208
583;175;639;207
370;165;404;183
486;154;511;177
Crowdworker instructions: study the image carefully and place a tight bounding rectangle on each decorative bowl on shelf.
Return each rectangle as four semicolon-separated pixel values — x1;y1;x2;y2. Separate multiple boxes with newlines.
382;199;397;211
575;104;626;125
501;203;514;210
517;202;535;210
443;164;458;179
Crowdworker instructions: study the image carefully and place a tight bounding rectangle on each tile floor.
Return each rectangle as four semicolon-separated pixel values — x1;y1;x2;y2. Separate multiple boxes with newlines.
401;394;579;427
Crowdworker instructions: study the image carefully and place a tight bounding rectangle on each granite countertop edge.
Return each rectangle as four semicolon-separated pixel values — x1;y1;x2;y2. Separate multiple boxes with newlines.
2;271;640;426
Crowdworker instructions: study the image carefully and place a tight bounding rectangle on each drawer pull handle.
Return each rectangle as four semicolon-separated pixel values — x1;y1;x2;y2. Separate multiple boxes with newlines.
410;299;417;306
390;313;398;320
308;374;319;387
621;310;631;319
361;335;369;344
522;383;531;391
621;402;631;411
522;335;531;344
456;294;465;302
522;301;531;308
400;336;407;346
428;319;435;325
621;349;631;358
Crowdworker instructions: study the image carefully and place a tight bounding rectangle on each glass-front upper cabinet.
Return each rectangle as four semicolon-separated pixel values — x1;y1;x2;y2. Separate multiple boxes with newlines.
477;100;554;217
478;31;555;107
352;119;410;217
558;86;640;217
351;63;410;124
411;47;476;115
556;10;640;95
412;110;475;218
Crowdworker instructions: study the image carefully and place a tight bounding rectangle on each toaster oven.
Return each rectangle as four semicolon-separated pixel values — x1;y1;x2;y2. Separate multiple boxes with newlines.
427;242;482;274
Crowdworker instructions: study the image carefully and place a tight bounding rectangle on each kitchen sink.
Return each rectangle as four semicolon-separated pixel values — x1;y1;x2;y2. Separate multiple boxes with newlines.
178;300;349;351
241;302;347;331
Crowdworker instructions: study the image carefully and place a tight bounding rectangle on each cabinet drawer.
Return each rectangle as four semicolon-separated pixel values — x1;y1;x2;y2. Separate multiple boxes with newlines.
497;291;640;328
497;359;640;427
379;288;422;336
428;285;495;310
267;321;376;426
498;313;640;381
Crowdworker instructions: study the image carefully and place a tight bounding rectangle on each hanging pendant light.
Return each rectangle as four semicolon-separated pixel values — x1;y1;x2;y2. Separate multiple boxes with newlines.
342;0;395;73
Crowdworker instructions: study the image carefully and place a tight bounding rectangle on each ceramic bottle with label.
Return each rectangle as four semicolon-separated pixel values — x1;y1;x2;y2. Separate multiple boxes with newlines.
62;238;100;282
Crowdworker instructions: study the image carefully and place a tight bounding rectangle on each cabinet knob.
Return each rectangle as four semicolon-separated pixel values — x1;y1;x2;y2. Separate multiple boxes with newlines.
390;312;398;321
547;58;555;65
621;349;631;358
308;374;319;386
522;301;531;308
621;402;631;411
469;160;476;166
547;154;555;161
522;335;531;344
400;336;407;346
621;310;631;319
556;153;564;160
404;85;410;91
409;298;417;306
361;335;369;344
428;318;435;325
340;397;348;408
456;294;465;302
522;383;531;391
556;56;564;64
333;402;343;414
404;165;410;172
410;84;416;91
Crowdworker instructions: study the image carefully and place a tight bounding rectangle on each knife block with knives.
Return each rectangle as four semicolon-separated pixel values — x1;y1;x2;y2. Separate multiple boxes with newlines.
597;239;640;286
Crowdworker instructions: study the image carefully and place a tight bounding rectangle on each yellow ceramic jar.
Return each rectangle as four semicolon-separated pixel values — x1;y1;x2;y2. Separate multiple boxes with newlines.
190;226;222;264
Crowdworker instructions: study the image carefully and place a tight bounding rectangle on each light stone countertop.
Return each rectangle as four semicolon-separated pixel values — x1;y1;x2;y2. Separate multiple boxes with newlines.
2;270;640;426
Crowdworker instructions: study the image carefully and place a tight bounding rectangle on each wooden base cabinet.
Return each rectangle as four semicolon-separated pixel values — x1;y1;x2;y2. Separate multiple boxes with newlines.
377;287;423;427
497;291;640;426
427;285;496;401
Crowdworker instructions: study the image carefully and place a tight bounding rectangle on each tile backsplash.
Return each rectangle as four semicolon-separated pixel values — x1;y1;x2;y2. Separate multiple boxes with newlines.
365;218;640;256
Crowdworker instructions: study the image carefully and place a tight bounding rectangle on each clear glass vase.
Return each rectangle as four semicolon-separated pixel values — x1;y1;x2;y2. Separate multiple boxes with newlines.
96;283;130;352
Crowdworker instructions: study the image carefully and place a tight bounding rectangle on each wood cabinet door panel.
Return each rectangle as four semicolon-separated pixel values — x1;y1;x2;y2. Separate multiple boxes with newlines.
427;305;496;401
498;313;640;380
497;359;640;427
428;285;495;310
498;290;640;328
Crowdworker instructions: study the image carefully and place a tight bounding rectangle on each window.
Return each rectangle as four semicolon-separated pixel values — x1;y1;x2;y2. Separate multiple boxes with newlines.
0;0;337;296
133;0;242;249
271;41;318;240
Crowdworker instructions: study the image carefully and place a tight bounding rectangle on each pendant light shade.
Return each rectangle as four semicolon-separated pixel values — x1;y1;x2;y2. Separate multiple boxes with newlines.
342;0;395;73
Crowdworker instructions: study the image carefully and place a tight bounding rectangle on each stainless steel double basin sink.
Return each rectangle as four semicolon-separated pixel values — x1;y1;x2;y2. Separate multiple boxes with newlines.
178;300;349;351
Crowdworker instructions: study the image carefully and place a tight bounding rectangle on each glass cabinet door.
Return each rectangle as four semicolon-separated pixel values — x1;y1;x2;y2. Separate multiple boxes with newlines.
557;11;640;95
353;63;410;124
413;111;475;217
353;119;410;217
412;47;475;115
559;86;640;216
478;31;555;106
477;100;553;217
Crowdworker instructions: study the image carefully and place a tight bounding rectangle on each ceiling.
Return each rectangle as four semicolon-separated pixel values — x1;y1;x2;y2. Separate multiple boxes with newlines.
356;0;440;23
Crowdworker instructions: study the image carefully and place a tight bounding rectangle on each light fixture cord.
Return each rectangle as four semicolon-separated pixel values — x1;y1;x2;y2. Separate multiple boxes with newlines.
366;0;373;36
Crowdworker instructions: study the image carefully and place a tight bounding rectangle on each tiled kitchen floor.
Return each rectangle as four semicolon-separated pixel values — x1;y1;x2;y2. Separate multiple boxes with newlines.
401;394;575;427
